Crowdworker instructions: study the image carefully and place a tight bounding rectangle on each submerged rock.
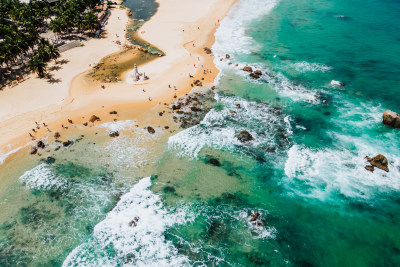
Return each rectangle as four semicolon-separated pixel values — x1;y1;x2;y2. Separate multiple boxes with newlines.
89;115;100;123
365;154;389;172
43;156;56;164
147;126;155;134
208;157;221;166
237;130;253;143
383;110;400;128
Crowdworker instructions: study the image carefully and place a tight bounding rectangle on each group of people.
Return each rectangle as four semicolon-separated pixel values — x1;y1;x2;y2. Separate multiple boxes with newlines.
29;122;51;140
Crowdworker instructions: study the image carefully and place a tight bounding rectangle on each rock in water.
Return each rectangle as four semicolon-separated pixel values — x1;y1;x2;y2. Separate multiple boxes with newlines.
366;154;389;172
109;131;119;137
37;141;45;149
89;115;100;123
30;146;37;155
365;165;374;172
237;130;253;143
147;126;155;134
62;140;72;147
190;106;202;112
243;66;253;72
249;72;261;79
383;110;400;128
208;157;220;166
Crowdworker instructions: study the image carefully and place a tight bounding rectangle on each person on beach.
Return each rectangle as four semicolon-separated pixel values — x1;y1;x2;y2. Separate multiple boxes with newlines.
148;97;152;101
142;88;145;92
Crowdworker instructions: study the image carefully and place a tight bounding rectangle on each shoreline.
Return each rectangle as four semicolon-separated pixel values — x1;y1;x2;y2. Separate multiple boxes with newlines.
0;0;236;164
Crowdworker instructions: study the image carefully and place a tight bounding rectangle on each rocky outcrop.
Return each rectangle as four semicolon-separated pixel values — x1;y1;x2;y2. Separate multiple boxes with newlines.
364;165;374;172
89;115;100;123
109;131;119;137
147;126;155;134
383;110;400;128
365;154;389;172
249;211;265;226
193;80;203;87
30;146;37;155
237;130;253;143
243;66;253;72
254;70;262;76
190;106;202;112
204;47;212;54
63;140;72;147
128;216;139;227
37;140;45;149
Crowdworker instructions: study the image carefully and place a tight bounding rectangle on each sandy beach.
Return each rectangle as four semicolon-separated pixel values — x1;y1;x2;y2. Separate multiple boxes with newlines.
0;0;236;162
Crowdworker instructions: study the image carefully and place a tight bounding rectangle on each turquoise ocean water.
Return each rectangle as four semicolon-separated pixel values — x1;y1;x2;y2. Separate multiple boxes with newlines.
1;0;400;265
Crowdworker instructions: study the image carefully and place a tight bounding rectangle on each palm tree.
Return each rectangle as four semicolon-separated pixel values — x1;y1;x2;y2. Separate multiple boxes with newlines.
27;56;46;77
84;11;99;32
45;43;60;62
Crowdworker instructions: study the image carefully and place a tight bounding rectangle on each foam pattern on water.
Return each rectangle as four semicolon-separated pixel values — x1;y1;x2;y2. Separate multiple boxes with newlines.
19;163;67;191
213;0;278;56
290;61;332;73
63;177;192;267
99;119;138;132
168;94;288;158
284;100;400;201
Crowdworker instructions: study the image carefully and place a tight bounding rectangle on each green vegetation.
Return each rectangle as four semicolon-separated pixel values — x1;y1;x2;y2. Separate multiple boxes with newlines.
0;0;102;78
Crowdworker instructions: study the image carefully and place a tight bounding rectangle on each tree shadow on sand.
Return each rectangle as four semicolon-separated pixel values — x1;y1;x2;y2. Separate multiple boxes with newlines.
48;65;62;71
58;59;70;65
46;74;62;84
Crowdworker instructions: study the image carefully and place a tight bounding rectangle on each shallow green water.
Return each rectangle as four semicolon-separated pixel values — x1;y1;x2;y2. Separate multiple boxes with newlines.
1;0;400;266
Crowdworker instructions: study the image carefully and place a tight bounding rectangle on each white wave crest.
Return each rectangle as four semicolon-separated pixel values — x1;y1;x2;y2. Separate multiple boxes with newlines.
284;144;400;201
291;62;332;72
99;119;137;132
168;94;284;158
213;0;279;57
62;177;192;267
19;163;67;191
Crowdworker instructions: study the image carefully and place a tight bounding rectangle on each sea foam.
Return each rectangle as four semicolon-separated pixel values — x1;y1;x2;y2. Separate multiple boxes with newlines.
168;94;286;158
62;177;191;267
